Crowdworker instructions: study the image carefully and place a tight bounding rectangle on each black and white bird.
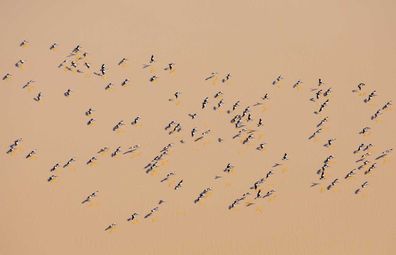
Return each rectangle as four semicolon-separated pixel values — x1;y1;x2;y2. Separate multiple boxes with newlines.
111;146;122;157
47;175;57;182
33;92;42;102
64;89;72;97
149;75;158;82
63;158;75;168
2;73;12;80
15;59;25;68
118;58;127;65
224;163;234;173
49;43;57;50
50;163;60;172
86;156;97;165
20;40;29;47
131;116;141;125
174;179;183;190
352;83;365;93
164;63;175;71
113;121;125;131
26;150;36;159
127;213;138;222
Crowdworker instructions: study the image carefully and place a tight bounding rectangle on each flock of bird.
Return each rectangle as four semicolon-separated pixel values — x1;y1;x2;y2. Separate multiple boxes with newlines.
2;40;393;232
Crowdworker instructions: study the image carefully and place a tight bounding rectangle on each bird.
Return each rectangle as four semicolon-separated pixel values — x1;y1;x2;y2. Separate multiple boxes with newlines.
191;128;197;137
113;121;125;131
256;143;266;151
224;163;234;173
327;178;339;190
355;181;369;194
26;150;36;159
323;88;332;97
100;64;106;76
86;156;97;165
188;113;197;119
214;91;223;98
123;145;140;154
144;206;159;219
194;188;211;203
49;163;60;172
257;118;263;127
149;75;158;82
2;73;12;80
49;43;57;50
272;75;283;85
121;79;129;86
324;139;336;147
174;91;181;99
352;83;365;92
131;116;141;125
202;97;209;109
118;58;127;65
104;223;116;231
160;172;175;182
164;63;175;71
33;92;42;102
345;169;356;179
47;175;57;182
174;179;183;190
97;147;108;154
20;40;29;47
242;134;254;144
15;60;25;68
72;45;81;54
255;189;262;199
359;127;370;135
7;138;22;154
222;73;231;83
105;83;113;90
363;90;377;103
262;189;275;198
63;158;75;168
111;147;122;157
87;118;95;126
64;89;72;97
353;143;365;154
316;117;328;128
293;80;302;88
205;72;217;81
22;80;35;89
82;191;99;204
85;108;94;116
127;213;138;222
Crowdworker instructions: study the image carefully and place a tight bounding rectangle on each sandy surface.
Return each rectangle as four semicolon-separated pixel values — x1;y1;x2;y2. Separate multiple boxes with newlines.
1;1;395;254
